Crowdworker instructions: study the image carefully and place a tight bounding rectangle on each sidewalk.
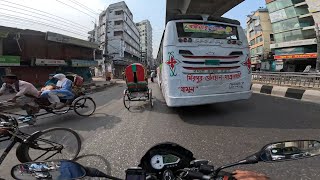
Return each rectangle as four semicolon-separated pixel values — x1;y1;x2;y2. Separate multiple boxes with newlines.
84;77;117;92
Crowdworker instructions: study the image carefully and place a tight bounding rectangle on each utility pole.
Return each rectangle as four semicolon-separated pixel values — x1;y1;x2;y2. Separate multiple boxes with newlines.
316;23;320;72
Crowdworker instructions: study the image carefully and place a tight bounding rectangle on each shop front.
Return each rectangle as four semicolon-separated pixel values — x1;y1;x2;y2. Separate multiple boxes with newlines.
68;59;99;82
274;53;317;72
0;56;20;84
113;60;131;79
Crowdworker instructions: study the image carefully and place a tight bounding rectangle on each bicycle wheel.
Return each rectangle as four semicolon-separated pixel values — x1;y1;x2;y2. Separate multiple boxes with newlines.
123;90;130;109
0;114;10;122
73;97;96;117
16;127;81;163
149;89;153;108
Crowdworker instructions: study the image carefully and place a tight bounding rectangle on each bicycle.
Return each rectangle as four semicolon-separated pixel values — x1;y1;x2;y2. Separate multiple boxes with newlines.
0;114;82;165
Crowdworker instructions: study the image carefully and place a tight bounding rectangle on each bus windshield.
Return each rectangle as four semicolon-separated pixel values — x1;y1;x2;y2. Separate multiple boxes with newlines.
176;22;239;40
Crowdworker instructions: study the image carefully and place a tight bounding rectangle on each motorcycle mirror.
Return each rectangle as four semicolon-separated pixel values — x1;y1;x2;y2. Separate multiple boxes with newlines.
259;140;320;162
11;160;86;180
214;140;320;177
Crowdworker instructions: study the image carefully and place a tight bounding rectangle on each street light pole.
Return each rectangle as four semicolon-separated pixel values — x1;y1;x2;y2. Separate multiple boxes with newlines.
316;23;320;72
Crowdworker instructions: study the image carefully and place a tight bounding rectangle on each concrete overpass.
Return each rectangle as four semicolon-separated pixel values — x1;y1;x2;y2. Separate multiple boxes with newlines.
166;0;244;23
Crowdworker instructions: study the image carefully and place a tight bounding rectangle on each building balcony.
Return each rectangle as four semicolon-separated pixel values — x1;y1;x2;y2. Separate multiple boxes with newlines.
294;1;307;7
299;13;313;19
302;25;316;31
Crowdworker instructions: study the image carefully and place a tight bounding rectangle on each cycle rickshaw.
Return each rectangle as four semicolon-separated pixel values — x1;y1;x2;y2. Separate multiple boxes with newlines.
123;63;153;109
0;74;96;125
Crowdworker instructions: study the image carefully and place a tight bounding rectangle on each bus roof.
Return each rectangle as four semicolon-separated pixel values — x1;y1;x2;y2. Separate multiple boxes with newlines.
166;15;240;25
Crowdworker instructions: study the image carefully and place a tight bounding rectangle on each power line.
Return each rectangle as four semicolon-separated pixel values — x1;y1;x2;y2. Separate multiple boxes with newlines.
0;14;88;38
55;0;96;20
0;0;91;30
0;18;35;27
66;0;98;15
0;2;91;32
0;7;89;35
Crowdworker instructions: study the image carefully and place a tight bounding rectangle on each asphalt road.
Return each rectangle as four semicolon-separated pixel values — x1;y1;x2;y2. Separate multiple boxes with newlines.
1;81;320;180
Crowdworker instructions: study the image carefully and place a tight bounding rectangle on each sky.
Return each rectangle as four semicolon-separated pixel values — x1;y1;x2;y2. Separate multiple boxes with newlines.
0;0;266;58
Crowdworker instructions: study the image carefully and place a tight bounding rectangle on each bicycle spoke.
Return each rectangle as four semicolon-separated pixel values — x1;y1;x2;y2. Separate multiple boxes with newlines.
43;151;60;161
33;151;50;161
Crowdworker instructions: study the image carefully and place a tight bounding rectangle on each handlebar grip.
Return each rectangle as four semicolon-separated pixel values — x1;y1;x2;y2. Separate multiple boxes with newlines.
217;171;236;180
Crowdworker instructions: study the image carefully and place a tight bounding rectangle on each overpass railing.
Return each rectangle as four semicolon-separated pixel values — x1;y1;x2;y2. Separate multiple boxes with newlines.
252;71;320;89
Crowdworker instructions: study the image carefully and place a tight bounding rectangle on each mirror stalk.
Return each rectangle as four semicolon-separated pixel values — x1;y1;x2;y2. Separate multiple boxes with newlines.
213;154;259;178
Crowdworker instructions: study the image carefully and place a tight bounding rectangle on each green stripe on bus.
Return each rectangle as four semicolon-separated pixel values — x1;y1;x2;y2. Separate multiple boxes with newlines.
205;60;220;65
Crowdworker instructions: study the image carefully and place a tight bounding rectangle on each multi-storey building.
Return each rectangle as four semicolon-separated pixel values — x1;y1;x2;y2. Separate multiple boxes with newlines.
98;1;141;77
136;20;153;69
246;8;274;71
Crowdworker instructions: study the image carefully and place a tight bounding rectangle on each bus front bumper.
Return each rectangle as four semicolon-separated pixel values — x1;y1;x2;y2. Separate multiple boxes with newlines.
166;91;252;107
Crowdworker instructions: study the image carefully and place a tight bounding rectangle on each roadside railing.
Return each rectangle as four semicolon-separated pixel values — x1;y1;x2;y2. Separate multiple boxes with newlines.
252;71;320;89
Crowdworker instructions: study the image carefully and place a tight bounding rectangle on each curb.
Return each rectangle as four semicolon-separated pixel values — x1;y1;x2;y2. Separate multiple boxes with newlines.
252;84;320;104
84;81;116;93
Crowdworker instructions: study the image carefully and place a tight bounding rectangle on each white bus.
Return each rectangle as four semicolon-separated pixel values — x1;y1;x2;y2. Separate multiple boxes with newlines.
157;15;252;107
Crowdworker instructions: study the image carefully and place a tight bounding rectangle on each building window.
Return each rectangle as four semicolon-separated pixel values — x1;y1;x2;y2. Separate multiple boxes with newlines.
251;48;256;56
256;35;263;43
270;34;274;42
114;20;123;26
249;31;255;38
269;6;309;23
115;10;122;15
257;46;263;54
114;31;123;36
250;39;255;46
273;29;308;43
272;18;300;33
267;0;292;13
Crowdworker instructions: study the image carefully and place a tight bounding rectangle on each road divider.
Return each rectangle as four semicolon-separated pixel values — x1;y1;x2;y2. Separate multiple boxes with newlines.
252;84;320;104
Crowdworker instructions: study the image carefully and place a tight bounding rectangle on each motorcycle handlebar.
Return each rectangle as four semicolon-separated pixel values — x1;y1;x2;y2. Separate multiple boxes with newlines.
180;169;235;180
84;166;122;180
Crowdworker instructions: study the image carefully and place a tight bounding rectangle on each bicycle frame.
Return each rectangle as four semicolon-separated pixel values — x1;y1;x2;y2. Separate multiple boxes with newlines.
0;135;18;165
0;131;64;165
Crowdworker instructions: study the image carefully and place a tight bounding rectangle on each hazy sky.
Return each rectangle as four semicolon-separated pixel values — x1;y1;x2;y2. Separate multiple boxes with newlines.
0;0;266;57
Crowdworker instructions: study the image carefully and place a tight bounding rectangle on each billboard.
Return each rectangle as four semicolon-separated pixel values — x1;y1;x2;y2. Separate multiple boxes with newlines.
46;32;99;49
274;53;317;59
0;56;20;66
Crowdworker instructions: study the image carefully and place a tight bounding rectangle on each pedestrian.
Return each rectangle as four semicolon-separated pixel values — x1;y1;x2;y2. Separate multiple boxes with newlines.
150;71;155;83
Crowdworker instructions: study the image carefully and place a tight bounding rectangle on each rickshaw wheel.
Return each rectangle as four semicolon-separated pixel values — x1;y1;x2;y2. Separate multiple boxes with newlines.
149;89;153;108
73;97;96;116
123;90;131;109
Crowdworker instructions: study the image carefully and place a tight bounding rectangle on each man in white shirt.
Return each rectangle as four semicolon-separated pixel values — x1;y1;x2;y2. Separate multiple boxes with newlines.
0;74;40;115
